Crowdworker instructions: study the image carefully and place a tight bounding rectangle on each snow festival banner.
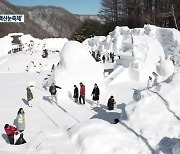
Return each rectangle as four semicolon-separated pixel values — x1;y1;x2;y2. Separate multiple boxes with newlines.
0;14;24;22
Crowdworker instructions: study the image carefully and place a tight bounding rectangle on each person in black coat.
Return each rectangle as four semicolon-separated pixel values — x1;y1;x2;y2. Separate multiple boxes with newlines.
49;83;61;104
91;83;100;106
102;55;106;63
42;49;48;58
73;85;79;102
107;95;116;110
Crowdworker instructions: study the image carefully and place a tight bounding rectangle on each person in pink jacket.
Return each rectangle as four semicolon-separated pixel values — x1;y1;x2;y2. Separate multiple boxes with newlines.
4;124;18;145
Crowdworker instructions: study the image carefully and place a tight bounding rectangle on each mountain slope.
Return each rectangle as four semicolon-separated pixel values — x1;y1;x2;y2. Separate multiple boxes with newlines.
0;0;82;38
23;6;83;38
0;0;50;38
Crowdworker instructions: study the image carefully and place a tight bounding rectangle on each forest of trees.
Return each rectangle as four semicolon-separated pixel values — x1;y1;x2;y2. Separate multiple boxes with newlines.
72;0;180;42
100;0;180;29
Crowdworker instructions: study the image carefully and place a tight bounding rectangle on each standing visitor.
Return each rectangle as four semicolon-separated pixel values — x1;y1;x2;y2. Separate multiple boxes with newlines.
91;83;100;106
107;95;116;110
26;87;33;107
79;82;85;104
73;85;79;102
17;108;25;132
102;55;106;63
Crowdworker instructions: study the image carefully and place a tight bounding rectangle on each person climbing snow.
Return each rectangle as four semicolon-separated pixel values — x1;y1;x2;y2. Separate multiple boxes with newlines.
49;83;61;104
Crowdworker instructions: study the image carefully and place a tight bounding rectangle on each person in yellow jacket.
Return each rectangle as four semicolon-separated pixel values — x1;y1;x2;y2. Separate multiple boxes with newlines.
17;108;25;132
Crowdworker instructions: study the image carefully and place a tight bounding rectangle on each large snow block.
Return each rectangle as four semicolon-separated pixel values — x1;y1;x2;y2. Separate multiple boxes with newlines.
56;41;104;98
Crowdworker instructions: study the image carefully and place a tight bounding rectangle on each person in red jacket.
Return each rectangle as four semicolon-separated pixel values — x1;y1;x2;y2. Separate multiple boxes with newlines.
4;124;18;145
79;82;85;104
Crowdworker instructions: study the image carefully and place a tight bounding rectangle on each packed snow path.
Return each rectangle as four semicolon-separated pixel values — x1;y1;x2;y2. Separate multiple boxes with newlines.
1;48;180;154
0;53;94;143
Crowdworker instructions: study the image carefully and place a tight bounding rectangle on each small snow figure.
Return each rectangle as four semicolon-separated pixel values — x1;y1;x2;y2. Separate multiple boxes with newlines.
17;108;25;132
120;103;128;120
73;85;79;103
49;83;61;104
107;95;116;110
79;82;85;104
91;83;100;106
15;133;26;145
152;76;158;87
4;124;19;145
147;76;153;89
26;87;33;107
133;89;141;102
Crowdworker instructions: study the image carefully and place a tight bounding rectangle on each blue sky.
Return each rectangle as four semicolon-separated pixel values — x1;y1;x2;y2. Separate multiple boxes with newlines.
8;0;101;15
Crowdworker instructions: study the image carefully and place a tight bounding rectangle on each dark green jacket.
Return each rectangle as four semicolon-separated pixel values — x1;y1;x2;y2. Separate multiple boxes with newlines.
26;88;33;101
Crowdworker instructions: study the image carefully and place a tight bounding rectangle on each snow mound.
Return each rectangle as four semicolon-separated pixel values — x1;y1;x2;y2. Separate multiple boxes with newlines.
56;41;104;98
156;60;174;76
69;119;149;154
60;41;96;70
127;81;180;148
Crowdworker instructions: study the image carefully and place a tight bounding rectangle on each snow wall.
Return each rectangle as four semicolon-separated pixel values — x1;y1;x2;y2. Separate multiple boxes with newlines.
83;25;179;82
0;36;12;57
20;35;68;51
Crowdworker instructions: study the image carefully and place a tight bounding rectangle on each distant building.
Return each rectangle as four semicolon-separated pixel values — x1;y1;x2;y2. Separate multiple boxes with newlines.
8;33;23;53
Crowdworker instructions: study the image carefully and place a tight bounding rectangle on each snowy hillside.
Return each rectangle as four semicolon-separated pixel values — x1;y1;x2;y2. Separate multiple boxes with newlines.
1;25;180;154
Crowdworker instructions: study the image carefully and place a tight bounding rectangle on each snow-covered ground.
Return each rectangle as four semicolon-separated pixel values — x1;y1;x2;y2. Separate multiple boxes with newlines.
1;25;180;154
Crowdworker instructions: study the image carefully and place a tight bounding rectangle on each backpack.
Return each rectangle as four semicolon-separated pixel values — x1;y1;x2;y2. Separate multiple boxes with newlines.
15;133;26;145
49;85;56;93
